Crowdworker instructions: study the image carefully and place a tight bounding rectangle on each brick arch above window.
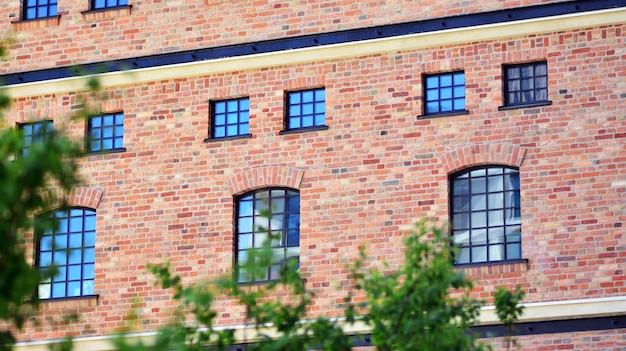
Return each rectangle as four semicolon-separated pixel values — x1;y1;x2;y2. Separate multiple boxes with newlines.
228;167;305;196
68;187;104;209
441;144;527;175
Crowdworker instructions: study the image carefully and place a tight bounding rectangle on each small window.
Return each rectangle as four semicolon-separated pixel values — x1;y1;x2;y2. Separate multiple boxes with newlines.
236;188;300;284
503;61;548;107
20;121;54;157
211;98;250;139
37;208;96;299
23;0;58;20
87;113;124;153
450;166;521;265
424;72;466;115
92;0;128;10
286;88;326;130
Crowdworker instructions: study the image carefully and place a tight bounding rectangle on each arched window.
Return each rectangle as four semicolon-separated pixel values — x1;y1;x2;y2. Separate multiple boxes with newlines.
450;166;521;265
37;208;96;299
236;188;300;283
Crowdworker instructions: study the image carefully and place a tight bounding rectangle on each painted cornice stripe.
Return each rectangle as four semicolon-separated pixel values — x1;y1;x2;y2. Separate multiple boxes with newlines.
1;0;625;87
1;5;625;99
12;296;626;351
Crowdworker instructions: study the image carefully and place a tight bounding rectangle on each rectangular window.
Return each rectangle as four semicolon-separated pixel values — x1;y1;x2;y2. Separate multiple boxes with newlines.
23;0;58;20
92;0;128;10
87;113;124;153
503;61;548;107
424;72;466;115
38;209;96;299
20;121;53;157
286;88;326;130
450;166;522;265
211;98;250;139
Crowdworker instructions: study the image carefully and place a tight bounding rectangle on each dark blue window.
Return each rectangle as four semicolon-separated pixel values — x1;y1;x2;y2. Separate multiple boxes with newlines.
504;62;548;106
20;121;54;157
38;208;96;299
236;189;300;283
92;0;128;10
424;72;465;114
211;98;250;139
23;0;58;20
450;166;521;265
88;113;124;153
286;88;326;130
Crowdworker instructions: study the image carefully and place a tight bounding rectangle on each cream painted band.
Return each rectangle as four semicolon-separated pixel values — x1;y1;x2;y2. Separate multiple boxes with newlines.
13;296;626;351
2;7;625;99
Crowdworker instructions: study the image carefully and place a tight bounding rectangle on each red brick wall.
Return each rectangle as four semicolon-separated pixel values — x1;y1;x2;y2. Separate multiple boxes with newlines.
3;21;624;342
0;0;564;73
1;0;625;347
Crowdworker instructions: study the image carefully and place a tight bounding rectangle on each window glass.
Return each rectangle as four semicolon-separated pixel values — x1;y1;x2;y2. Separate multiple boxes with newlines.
87;113;124;153
20;121;53;157
451;166;521;264
211;98;250;139
504;62;548;106
38;209;96;299
286;88;326;130
236;189;300;283
424;72;465;115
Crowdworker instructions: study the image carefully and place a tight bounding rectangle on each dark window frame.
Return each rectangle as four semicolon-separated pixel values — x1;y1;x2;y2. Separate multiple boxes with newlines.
86;112;125;154
23;0;58;20
209;97;251;140
284;88;326;131
423;71;467;116
235;188;300;284
36;208;97;300
19;120;54;158
450;165;522;266
502;61;549;108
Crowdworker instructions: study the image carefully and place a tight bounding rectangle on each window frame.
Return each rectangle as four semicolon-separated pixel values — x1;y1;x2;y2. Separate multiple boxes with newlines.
36;208;97;300
501;61;550;109
209;97;251;140
449;165;522;266
423;71;467;116
235;188;300;284
86;112;125;155
22;0;58;20
283;88;327;132
19;120;54;158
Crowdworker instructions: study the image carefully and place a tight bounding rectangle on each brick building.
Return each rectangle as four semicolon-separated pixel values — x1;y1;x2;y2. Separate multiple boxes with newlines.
1;0;625;349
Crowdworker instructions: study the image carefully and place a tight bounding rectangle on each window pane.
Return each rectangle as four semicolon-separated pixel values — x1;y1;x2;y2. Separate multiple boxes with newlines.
82;280;94;295
471;246;487;263
67;282;81;297
68;266;81;280
52;283;66;298
456;247;470;264
470;195;486;211
471;211;487;228
506;243;521;259
83;264;95;279
488;227;505;243
489;244;504;261
239;234;252;250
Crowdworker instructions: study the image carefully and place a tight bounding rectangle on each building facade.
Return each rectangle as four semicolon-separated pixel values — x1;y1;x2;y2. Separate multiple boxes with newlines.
1;0;625;349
